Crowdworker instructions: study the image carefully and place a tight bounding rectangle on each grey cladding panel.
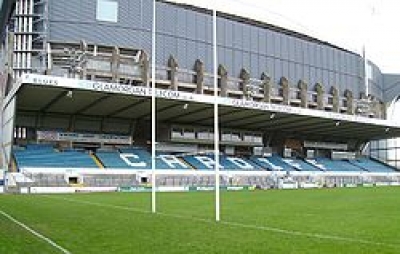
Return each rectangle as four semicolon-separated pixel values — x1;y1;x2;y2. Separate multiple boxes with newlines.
217;19;225;46
242;23;251;50
295;63;303;81
195;42;207;65
176;8;187;38
281;61;289;80
266;31;274;56
266;57;274;78
186;41;196;68
186;10;196;40
196;12;208;43
49;0;81;21
177;38;187;66
233;50;242;75
142;0;153;30
223;20;233;47
156;34;165;64
204;44;213;73
288;38;295;62
274;59;282;83
258;56;267;76
258;30;266;55
242;52;250;72
274;33;281;58
46;0;377;98
251;53;259;76
281;35;289;60
233;23;243;49
289;62;295;81
250;26;258;53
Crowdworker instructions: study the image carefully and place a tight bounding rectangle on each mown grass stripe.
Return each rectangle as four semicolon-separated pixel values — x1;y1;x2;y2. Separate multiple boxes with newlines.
0;209;71;254
44;195;400;249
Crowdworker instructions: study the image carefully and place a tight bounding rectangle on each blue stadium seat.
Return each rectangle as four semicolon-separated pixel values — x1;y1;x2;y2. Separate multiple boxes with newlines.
348;158;395;172
182;154;261;171
305;158;364;172
96;148;190;170
14;146;98;169
250;155;295;171
280;158;321;171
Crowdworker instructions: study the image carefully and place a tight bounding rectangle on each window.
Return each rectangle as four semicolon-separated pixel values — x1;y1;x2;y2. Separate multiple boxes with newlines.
96;0;118;22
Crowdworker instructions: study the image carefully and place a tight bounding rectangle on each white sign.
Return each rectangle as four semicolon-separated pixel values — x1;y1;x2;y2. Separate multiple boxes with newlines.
37;131;132;145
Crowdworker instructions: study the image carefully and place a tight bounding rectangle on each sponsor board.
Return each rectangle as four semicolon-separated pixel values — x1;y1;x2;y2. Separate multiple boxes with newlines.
118;186;189;192
375;182;390;187
118;186;152;192
189;186;254;192
29;187;118;194
344;184;357;188
37;131;132;144
118;186;254;192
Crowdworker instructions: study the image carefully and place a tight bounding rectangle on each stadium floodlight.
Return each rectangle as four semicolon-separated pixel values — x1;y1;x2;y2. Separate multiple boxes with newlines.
151;0;156;214
213;8;220;222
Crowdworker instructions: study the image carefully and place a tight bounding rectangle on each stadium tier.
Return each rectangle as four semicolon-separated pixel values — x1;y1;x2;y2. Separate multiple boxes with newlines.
14;145;98;169
348;158;395;173
12;145;397;173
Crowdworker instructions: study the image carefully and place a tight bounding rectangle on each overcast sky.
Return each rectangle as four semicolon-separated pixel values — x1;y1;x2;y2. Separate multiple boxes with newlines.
171;0;399;73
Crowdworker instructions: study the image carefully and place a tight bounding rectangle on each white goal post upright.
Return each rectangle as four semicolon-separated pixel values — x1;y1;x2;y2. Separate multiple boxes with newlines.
213;8;221;222
151;0;157;214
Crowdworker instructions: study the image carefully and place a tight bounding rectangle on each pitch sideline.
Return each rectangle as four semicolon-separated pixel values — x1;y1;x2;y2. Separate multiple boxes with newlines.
0;209;71;254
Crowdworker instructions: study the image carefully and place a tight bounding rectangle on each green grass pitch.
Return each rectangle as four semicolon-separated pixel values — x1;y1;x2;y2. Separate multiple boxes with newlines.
1;187;400;253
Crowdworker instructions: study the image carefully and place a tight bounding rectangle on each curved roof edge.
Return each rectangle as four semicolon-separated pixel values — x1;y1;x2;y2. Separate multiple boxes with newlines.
162;0;360;57
0;0;16;40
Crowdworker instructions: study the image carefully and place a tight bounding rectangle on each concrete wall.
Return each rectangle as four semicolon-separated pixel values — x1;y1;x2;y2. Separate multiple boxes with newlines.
383;74;400;103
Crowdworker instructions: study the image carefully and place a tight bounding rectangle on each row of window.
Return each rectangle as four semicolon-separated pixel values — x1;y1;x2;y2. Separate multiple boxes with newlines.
171;127;263;144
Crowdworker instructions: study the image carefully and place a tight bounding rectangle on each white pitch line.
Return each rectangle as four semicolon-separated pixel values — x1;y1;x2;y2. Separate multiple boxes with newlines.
0;210;71;254
43;195;400;249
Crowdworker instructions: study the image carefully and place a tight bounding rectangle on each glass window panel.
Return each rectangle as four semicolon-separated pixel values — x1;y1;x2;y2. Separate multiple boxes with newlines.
96;0;118;22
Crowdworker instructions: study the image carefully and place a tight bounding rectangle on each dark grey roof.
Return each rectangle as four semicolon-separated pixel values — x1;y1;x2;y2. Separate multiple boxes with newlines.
16;83;400;142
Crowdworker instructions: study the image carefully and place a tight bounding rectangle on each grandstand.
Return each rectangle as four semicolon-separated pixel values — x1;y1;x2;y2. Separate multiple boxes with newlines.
1;0;400;193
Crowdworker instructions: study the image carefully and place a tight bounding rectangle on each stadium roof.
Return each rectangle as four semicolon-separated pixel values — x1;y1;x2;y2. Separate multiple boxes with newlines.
10;74;400;143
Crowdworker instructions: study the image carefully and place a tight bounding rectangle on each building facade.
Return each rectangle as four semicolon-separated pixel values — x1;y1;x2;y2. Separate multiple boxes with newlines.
5;0;382;98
